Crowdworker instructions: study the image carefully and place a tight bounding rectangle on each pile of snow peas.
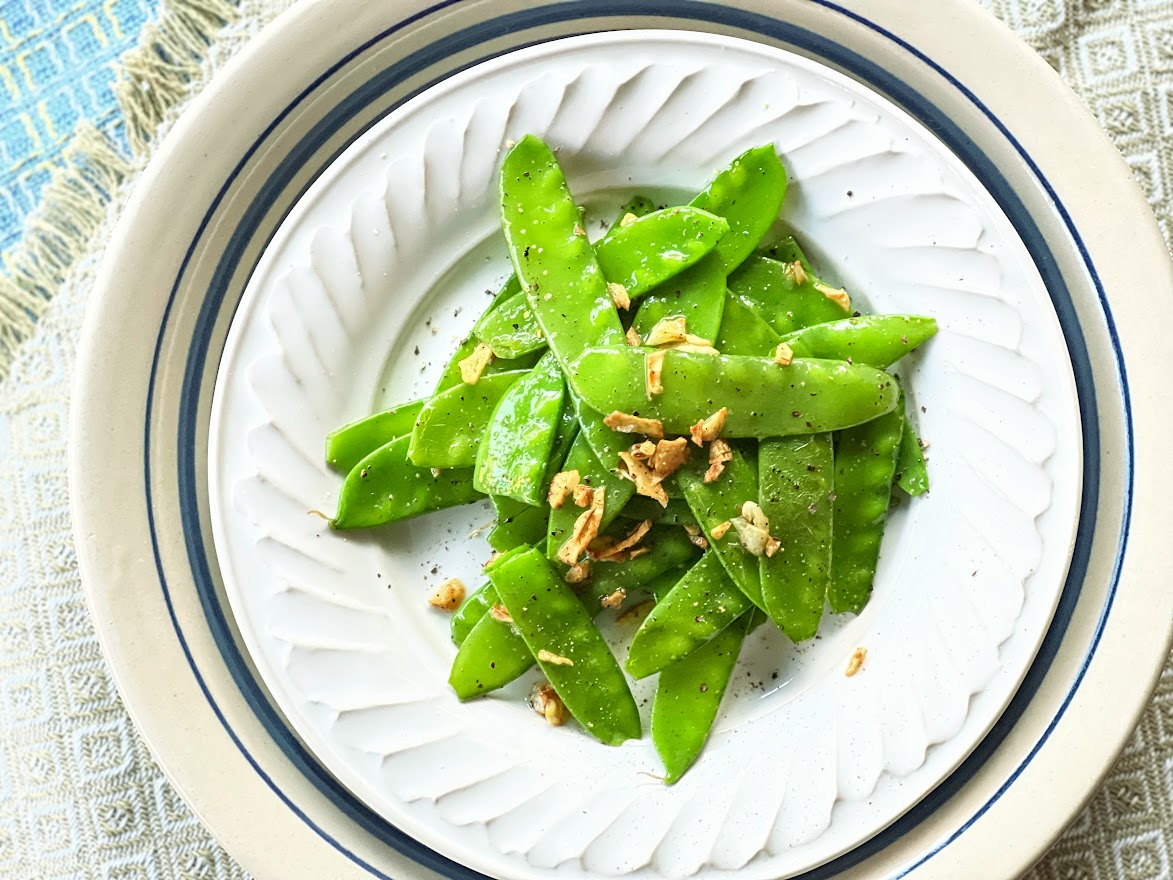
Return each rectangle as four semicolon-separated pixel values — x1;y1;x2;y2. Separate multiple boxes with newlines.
324;136;935;782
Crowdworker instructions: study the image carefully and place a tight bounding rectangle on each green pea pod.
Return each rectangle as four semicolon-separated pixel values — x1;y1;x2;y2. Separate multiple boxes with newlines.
487;548;641;745
485;398;576;552
652;610;752;783
676;447;766;611
570;393;640;485
758;434;833;642
829;396;906;613
546;431;636;561
612;195;657;225
714;290;782;356
779;315;938;368
474;354;567;505
325;398;424;474
433;275;541;392
331;435;481;530
488;496;548;552
471;293;546;359
501;136;627;371
572;348;899;437
602;194;657;240
435;335;483;392
728;254;850;335
484;544;531;573
579;526;701;603
765;234;820;281
451;581;496;646
543;396;580;480
500;136;647;488
449;527;699;698
448;605;536;699
895;413;930;496
631;252;728;343
690;144;787;273
617;496;697;528
765;243;933;501
645;566;693;603
593;207;730;298
472;196;658;358
626;552;752;679
408;370;528;468
434;335;543;394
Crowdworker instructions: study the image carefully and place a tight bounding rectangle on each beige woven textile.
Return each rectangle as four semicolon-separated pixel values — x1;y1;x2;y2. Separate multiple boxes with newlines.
1;1;1170;877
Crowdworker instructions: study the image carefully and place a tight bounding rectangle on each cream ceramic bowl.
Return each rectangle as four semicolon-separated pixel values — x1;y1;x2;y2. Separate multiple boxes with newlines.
71;2;1173;878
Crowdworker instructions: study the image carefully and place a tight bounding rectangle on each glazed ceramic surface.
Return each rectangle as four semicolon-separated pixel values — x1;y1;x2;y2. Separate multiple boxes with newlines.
71;2;1173;879
209;32;1081;880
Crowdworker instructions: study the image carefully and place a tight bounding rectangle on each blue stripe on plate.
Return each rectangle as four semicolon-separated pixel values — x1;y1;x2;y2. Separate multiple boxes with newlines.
141;2;1130;878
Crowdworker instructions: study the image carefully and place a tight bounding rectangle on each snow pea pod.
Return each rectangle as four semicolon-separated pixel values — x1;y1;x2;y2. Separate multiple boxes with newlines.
627;144;786;342
652;610;753;783
676;448;766;611
546;431;635;561
331;435;482;530
325;398;424;474
631;252;728;343
779;315;937;368
895;414;929;496
474;353;566;505
484;146;766;358
448;602;536;698
768;240;933;500
617;496;697;528
570;393;640;485
449;527;698;698
691;144;787;273
488;404;579;550
500;137;647;482
728;254;850;335
433;276;541;392
626;552;752;679
593;207;729;297
829;396;905;613
487;548;642;745
612;194;657;224
544;395;580;475
645;566;692;603
451;582;495;645
765;234;820;280
471;196;659;358
471;293;545;359
501;135;627;373
436;335;488;395
434;332;542;394
714;290;782;356
576;525;701;598
758;434;833;642
488;496;547;552
572;348;899;437
408;370;528;468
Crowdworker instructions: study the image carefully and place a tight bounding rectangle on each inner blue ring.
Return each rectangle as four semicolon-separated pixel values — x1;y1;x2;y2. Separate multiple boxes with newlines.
144;3;1132;879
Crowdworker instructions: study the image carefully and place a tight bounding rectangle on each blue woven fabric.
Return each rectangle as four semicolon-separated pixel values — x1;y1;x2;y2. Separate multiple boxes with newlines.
0;0;157;255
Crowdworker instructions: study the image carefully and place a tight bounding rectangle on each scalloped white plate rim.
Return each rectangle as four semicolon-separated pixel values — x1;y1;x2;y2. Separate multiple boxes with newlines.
207;28;1082;880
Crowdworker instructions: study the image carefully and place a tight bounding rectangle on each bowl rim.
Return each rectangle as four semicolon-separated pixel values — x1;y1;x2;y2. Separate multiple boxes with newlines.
70;1;1173;879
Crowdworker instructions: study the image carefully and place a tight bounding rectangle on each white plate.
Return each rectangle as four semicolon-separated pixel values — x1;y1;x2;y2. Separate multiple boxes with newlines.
208;31;1082;880
70;2;1173;879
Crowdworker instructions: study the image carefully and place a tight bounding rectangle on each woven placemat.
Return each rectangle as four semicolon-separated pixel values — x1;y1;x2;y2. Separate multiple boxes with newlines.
0;1;1169;877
